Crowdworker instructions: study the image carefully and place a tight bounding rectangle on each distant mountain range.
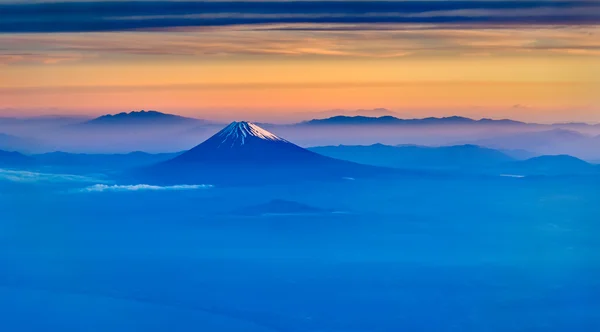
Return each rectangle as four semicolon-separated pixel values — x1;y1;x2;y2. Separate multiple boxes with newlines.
310;144;515;171
2;140;598;179
309;144;599;176
234;199;334;217
136;121;389;185
0;149;35;167
301;115;528;126
472;129;588;148
2;111;599;159
292;108;400;119
5;111;600;129
298;115;600;128
74;111;600;128
551;122;600;129
468;129;600;160
501;155;599;176
82;110;203;127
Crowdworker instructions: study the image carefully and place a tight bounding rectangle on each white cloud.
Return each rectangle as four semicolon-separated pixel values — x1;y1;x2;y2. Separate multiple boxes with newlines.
0;168;105;183
80;184;213;192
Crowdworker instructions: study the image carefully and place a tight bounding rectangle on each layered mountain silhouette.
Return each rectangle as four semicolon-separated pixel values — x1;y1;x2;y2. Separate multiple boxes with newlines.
310;144;515;170
136;121;387;185
469;129;600;160
0;149;34;167
82;110;202;127
50;111;213;153
308;144;600;176
302;115;526;126
234;199;334;216
295;108;399;119
502;155;599;176
473;129;588;149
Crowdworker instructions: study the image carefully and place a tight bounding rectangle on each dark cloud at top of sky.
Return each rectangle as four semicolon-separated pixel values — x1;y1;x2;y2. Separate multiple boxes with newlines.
0;1;599;33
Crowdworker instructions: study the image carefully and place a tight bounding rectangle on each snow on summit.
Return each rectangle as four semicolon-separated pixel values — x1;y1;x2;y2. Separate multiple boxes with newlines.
164;120;311;164
139;120;387;184
215;121;287;147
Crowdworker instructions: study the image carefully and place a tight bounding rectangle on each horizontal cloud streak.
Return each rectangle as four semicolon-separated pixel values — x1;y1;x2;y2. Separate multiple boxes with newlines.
0;168;106;183
81;183;213;192
0;1;598;33
3;24;599;63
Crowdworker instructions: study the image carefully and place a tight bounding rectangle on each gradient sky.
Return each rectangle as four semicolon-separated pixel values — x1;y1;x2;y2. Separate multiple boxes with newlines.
1;0;599;122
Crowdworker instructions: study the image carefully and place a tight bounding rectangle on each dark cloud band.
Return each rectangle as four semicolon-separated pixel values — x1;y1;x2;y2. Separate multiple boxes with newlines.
1;1;598;33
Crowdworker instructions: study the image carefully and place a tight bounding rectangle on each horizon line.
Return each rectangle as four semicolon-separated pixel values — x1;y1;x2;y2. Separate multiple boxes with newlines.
2;110;599;126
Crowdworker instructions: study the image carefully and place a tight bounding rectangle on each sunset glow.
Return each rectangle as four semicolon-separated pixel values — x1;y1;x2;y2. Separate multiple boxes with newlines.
1;1;599;122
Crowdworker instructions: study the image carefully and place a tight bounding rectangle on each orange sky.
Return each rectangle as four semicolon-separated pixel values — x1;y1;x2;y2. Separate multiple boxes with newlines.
1;24;599;122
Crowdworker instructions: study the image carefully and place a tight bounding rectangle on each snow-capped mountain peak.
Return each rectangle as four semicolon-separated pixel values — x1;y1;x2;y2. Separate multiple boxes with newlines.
141;120;386;184
215;121;287;146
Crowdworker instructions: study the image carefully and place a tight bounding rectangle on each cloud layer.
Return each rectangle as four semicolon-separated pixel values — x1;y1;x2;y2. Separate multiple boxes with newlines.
2;24;599;65
81;184;213;192
1;1;598;33
0;168;107;183
2;1;598;65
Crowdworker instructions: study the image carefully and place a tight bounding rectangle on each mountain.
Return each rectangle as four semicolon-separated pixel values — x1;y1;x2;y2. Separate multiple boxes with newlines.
474;128;587;147
48;111;210;153
501;155;599;176
82;110;202;127
302;115;598;128
498;149;538;161
469;129;600;160
308;144;599;176
309;144;515;171
0;149;34;167
234;199;334;216
136;121;387;185
293;108;399;120
301;115;527;126
170;121;319;164
552;122;600;130
551;123;600;136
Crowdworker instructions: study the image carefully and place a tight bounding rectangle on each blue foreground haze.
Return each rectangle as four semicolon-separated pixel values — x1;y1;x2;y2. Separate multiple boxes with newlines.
1;172;599;331
1;122;599;331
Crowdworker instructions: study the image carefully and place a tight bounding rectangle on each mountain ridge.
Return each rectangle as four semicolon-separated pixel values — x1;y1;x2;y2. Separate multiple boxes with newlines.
502;155;599;176
82;110;203;126
234;199;334;217
137;121;391;185
0;149;34;167
301;115;529;126
309;144;515;171
309;144;600;176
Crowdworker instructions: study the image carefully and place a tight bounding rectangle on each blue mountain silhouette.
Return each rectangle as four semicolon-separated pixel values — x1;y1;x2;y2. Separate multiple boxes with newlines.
0;149;34;167
302;115;526;126
136;121;388;185
310;144;514;170
83;110;201;126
